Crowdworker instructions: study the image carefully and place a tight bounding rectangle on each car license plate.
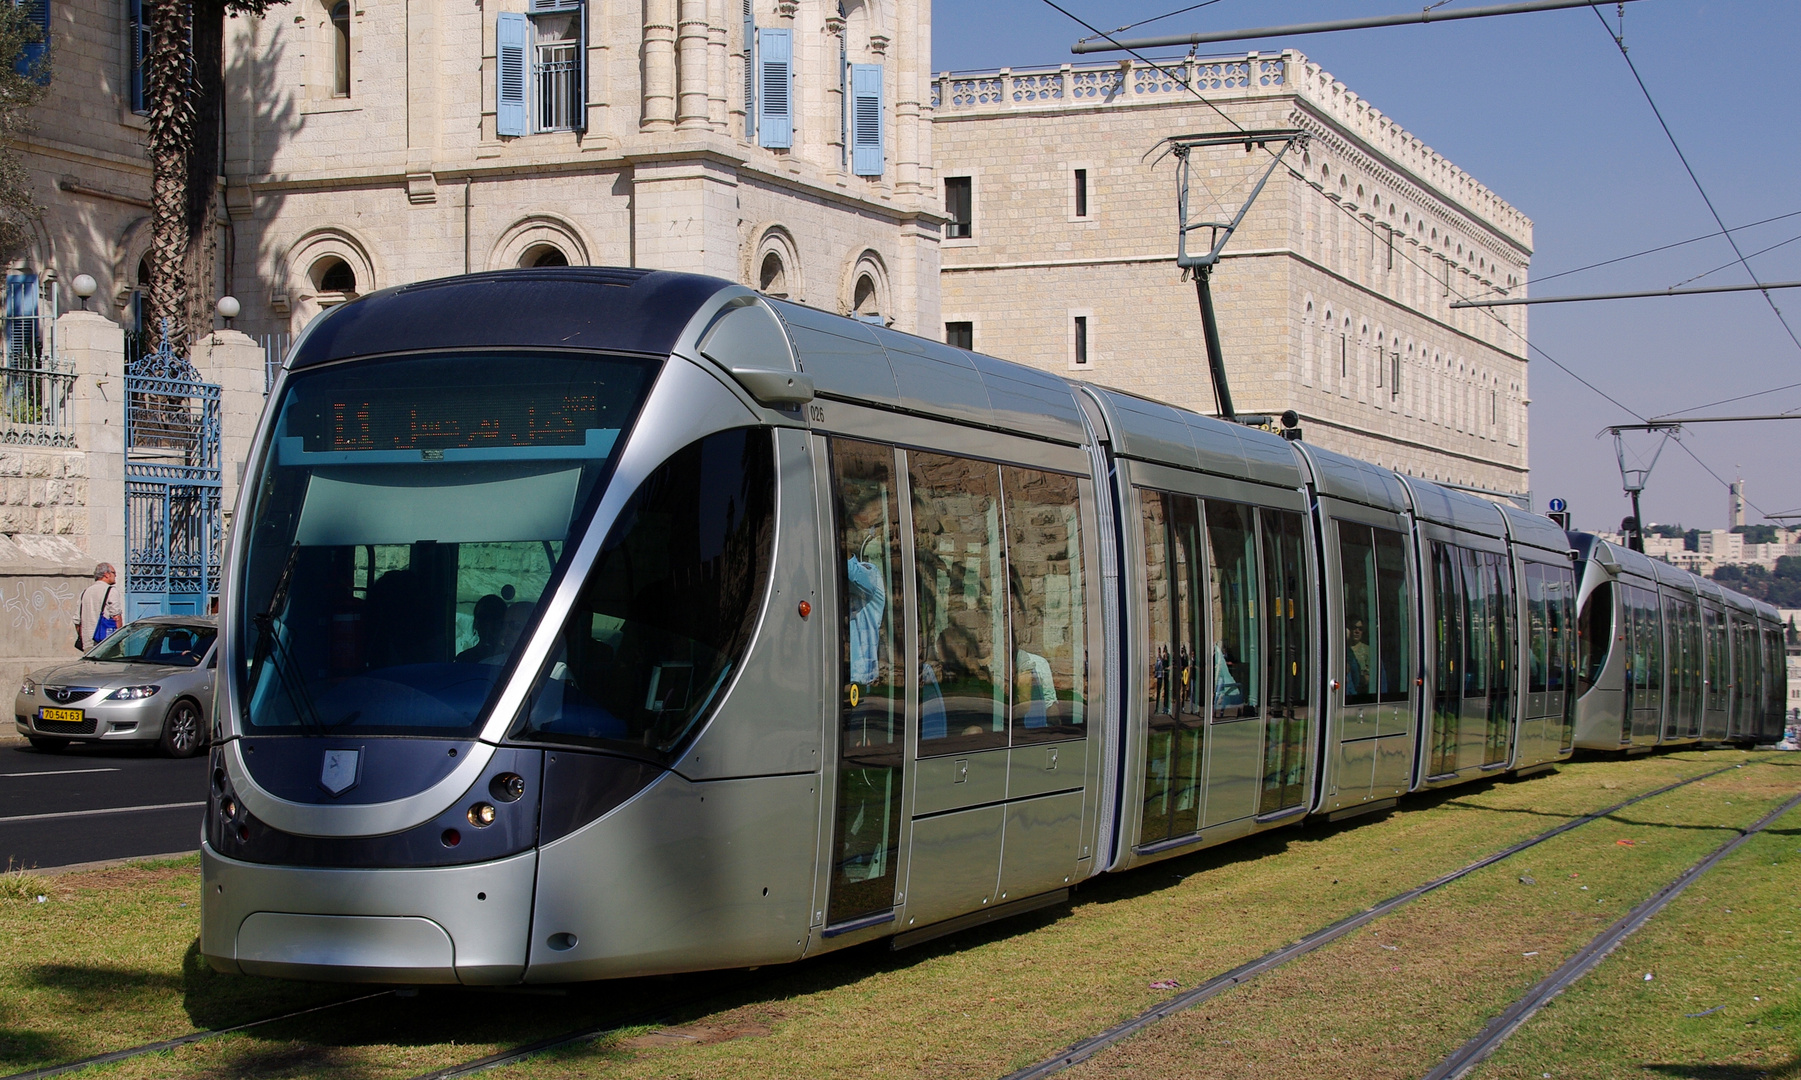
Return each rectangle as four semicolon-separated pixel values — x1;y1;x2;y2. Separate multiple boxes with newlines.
38;707;83;724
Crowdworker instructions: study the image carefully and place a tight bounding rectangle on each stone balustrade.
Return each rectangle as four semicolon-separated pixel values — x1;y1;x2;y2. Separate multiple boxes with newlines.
932;50;1530;248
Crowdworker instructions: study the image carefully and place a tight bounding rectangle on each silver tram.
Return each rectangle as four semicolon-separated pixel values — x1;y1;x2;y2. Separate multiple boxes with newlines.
200;268;1786;984
1569;532;1785;752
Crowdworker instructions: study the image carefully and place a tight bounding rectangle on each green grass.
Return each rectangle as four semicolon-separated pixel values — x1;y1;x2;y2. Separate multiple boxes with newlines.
0;750;1785;1080
1054;757;1800;1080
1471;791;1801;1080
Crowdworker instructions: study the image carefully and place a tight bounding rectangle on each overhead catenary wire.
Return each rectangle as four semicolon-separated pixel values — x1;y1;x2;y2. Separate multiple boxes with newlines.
1077;0;1230;45
1033;0;1772;515
1591;5;1801;358
1466;207;1801;301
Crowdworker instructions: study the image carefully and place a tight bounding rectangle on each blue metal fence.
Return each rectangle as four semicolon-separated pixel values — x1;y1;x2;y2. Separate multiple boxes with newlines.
124;321;222;619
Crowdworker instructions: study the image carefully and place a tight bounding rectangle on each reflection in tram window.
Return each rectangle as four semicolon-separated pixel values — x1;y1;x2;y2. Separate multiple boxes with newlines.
513;426;778;759
912;453;1006;755
1205;500;1259;720
1526;564;1550;695
1338;524;1379;705
1004;467;1086;744
235;352;658;737
1138;488;1204;845
1374;529;1410;706
1484;550;1513;763
826;438;905;925
1258;509;1310;815
1553;566;1577;749
1429;542;1464;777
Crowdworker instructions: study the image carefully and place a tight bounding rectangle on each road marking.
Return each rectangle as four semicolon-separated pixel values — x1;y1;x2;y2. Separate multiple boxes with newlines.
0;801;204;825
0;767;124;778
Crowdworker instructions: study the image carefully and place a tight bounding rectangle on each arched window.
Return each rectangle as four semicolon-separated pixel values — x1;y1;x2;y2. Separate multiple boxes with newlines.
852;274;879;322
331;2;351;97
759;252;788;298
522;244;569;267
313;257;356;296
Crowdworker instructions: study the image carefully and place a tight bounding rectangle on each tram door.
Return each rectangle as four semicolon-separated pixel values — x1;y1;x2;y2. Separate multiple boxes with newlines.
1326;516;1413;809
824;440;908;930
1701;602;1728;740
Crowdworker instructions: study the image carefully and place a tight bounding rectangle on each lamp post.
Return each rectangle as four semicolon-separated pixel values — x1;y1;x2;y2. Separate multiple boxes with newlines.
71;274;96;311
216;295;239;331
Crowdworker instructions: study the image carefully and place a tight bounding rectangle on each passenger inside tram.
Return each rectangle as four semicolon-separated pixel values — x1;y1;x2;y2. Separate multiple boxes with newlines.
1346;619;1370;697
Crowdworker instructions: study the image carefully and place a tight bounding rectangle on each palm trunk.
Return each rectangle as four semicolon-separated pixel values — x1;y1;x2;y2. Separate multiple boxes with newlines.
183;0;225;344
145;0;194;355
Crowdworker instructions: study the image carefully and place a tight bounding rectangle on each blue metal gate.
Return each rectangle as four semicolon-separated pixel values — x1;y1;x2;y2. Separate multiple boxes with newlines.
124;321;222;619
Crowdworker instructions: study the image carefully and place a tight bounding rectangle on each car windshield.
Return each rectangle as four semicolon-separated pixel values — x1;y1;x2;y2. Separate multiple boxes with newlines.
89;622;216;667
233;351;660;738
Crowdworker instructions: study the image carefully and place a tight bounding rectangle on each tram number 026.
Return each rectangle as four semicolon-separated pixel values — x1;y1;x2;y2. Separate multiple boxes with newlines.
808;404;826;424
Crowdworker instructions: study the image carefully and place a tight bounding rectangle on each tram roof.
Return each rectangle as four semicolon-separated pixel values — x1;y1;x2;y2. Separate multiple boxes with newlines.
287;267;728;369
1497;504;1572;555
1073;386;1304;489
764;300;1089;446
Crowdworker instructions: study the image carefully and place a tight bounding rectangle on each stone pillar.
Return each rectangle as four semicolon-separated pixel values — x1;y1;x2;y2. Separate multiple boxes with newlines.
58;310;125;573
706;0;728;130
192;329;266;520
642;0;678;129
405;0;440;203
825;12;846;174
676;0;711;129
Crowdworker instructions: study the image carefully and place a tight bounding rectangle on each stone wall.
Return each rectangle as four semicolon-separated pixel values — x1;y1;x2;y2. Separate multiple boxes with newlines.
935;51;1532;500
0;534;98;710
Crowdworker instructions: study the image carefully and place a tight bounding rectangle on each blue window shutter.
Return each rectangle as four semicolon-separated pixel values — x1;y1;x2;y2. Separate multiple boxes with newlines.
5;274;38;361
756;27;790;149
851;63;882;176
495;12;528;137
742;0;755;140
15;0;49;85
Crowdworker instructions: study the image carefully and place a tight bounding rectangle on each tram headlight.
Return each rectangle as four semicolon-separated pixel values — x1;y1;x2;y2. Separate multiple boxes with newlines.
489;772;525;802
467;802;496;828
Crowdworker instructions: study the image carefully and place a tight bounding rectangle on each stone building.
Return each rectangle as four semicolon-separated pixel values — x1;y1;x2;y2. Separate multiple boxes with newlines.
933;51;1534;500
217;0;939;339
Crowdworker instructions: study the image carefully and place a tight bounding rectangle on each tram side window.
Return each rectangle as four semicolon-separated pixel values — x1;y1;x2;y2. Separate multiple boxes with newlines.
1206;500;1259;719
1375;529;1410;703
1338;523;1379;705
913;453;1007;754
1525;563;1549;695
1644;589;1664;696
832;438;906;756
1259;508;1311;815
1139;488;1205;846
1578;581;1613;694
1004;467;1086;743
1429;541;1464;776
1460;548;1490;701
512;426;777;759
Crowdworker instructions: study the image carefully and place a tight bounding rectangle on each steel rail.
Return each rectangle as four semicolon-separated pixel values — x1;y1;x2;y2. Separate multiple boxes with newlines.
0;991;396;1080
1070;0;1649;53
1421;787;1801;1080
995;761;1749;1080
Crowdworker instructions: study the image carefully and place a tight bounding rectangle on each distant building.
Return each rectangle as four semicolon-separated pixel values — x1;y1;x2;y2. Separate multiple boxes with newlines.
933;50;1533;500
1730;479;1746;529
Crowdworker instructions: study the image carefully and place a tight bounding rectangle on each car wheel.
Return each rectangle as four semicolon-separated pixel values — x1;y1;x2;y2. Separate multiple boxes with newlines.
26;736;68;752
159;699;205;758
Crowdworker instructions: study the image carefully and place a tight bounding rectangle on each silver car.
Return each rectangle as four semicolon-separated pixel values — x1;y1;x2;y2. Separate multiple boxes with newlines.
14;617;218;757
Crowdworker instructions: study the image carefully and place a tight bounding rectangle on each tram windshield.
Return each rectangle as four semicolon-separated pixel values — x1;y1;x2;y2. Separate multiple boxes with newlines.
234;351;659;737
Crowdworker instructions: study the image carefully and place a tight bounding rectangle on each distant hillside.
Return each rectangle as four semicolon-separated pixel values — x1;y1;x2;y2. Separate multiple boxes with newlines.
1711;557;1801;608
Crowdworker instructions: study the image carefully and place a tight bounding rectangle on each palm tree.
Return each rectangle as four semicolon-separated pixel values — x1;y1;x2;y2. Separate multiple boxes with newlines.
144;0;283;356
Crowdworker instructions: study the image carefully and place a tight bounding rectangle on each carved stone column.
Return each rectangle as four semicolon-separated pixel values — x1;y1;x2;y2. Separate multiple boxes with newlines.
642;0;678;130
825;12;846;173
706;0;729;129
677;0;711;129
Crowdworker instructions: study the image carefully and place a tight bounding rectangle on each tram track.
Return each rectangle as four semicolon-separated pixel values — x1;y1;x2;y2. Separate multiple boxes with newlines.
0;990;396;1080
995;761;1753;1080
0;760;1757;1080
1420;786;1801;1080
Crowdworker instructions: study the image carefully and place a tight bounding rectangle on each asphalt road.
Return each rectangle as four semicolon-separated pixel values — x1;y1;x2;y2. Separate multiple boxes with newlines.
0;741;209;871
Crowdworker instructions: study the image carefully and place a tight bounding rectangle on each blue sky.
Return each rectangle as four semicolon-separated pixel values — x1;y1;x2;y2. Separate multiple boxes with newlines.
933;1;1801;533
